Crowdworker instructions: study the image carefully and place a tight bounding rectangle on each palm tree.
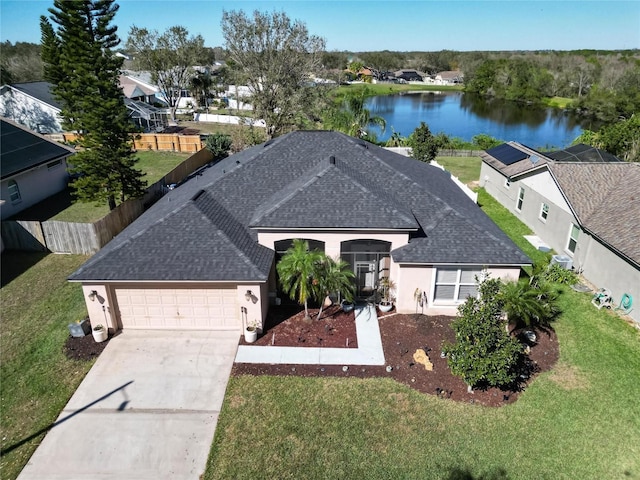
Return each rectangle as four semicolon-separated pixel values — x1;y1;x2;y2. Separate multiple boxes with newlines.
500;280;559;330
324;87;386;140
313;256;355;321
276;239;323;320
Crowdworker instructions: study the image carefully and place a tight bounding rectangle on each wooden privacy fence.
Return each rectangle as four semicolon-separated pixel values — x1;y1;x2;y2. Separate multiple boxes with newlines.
46;132;204;153
1;149;214;254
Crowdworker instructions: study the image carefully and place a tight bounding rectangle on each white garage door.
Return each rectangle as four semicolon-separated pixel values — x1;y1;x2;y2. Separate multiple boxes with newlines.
114;287;239;330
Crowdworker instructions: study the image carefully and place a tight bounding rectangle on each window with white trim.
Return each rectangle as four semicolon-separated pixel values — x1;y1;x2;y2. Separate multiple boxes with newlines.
567;224;580;254
539;202;549;221
434;268;481;302
516;187;525;211
8;180;21;203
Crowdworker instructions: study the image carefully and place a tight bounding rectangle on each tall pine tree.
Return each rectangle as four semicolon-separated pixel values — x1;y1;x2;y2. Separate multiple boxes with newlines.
41;0;145;210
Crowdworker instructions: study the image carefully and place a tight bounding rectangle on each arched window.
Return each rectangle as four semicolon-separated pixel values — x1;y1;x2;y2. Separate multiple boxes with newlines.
8;180;21;203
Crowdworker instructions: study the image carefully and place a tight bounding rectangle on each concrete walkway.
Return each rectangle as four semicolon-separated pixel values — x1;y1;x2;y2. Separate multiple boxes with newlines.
18;330;239;480
235;305;386;365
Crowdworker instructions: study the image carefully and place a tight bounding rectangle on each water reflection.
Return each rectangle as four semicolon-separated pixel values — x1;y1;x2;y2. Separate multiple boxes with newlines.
364;91;594;148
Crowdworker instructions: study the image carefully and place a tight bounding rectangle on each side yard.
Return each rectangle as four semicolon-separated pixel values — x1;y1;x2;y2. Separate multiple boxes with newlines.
0;253;91;479
14;150;190;224
203;190;639;479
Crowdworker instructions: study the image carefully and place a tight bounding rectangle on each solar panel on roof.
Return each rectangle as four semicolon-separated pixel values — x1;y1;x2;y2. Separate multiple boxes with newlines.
486;144;528;166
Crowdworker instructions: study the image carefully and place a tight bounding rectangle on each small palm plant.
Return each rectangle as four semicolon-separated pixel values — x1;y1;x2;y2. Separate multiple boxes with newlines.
313;256;355;321
500;280;560;330
276;239;323;321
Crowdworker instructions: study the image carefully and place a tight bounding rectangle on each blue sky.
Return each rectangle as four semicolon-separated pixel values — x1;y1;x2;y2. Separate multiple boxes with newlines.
1;0;639;51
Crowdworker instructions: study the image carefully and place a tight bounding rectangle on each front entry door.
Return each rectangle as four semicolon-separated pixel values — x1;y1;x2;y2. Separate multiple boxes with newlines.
355;261;376;298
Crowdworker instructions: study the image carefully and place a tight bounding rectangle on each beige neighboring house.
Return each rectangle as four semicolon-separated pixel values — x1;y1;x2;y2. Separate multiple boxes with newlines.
481;142;639;324
434;71;464;85
69;131;530;335
1;117;74;220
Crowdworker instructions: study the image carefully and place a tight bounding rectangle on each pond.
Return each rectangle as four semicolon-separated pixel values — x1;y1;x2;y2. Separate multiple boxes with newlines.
364;91;599;149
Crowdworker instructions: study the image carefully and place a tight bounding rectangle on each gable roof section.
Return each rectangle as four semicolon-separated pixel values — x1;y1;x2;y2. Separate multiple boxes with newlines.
250;158;418;229
70;131;530;282
69;189;274;282
9;82;61;110
1;118;74;180
546;143;622;163
549;162;640;266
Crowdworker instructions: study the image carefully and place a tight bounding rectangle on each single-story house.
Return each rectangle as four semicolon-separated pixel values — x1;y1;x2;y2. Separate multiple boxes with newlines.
394;69;424;82
480;142;639;324
0;82;64;133
1;117;75;220
69;131;530;334
434;71;464;85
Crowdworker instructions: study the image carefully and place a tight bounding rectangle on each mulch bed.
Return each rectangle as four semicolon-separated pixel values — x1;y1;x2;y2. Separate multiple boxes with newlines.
233;307;560;407
239;303;358;348
63;321;118;361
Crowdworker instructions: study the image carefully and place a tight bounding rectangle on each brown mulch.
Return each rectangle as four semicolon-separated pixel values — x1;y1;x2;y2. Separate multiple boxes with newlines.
239;303;358;348
233;307;560;407
63;321;118;361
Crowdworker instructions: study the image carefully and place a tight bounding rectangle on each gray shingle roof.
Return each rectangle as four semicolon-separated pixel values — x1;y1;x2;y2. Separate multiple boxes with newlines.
1;118;74;180
549;162;640;266
70;131;529;282
481;141;551;179
10;82;61;110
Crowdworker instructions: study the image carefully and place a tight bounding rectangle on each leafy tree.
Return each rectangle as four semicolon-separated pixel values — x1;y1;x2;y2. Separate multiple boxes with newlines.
312;256;355;321
222;10;327;139
190;70;213;110
41;0;145;210
127;26;206;122
204;133;232;159
407;122;438;162
324;87;385;140
574;115;640;162
0;41;44;83
472;134;503;150
443;278;524;389
277;239;324;320
385;128;407;147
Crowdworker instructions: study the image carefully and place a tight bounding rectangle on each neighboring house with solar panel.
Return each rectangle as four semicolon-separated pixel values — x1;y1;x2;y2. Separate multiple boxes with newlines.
480;142;639;324
1;118;75;220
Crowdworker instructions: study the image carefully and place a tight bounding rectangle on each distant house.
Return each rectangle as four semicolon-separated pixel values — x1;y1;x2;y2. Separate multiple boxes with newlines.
0;118;75;220
0;82;63;133
434;71;464;85
1;79;168;134
480;142;639;325
394;69;424;82
69;131;529;334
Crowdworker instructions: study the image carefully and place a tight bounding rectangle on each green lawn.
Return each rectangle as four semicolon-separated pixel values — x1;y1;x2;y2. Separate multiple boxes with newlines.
0;253;91;480
435;156;482;185
204;190;640;479
47;150;190;223
134;150;191;183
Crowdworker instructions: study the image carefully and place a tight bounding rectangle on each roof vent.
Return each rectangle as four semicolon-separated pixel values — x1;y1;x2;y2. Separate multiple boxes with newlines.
329;155;336;165
191;190;205;201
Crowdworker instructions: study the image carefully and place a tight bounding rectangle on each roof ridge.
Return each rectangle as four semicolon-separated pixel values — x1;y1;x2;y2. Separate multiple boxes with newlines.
250;161;332;225
194;191;269;278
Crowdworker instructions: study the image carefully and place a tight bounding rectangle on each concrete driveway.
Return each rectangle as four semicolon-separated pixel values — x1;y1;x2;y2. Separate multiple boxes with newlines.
18;330;239;480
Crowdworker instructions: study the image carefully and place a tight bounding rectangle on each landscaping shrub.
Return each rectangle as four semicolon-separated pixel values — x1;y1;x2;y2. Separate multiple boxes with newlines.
443;278;524;389
542;263;579;285
204;133;232;159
